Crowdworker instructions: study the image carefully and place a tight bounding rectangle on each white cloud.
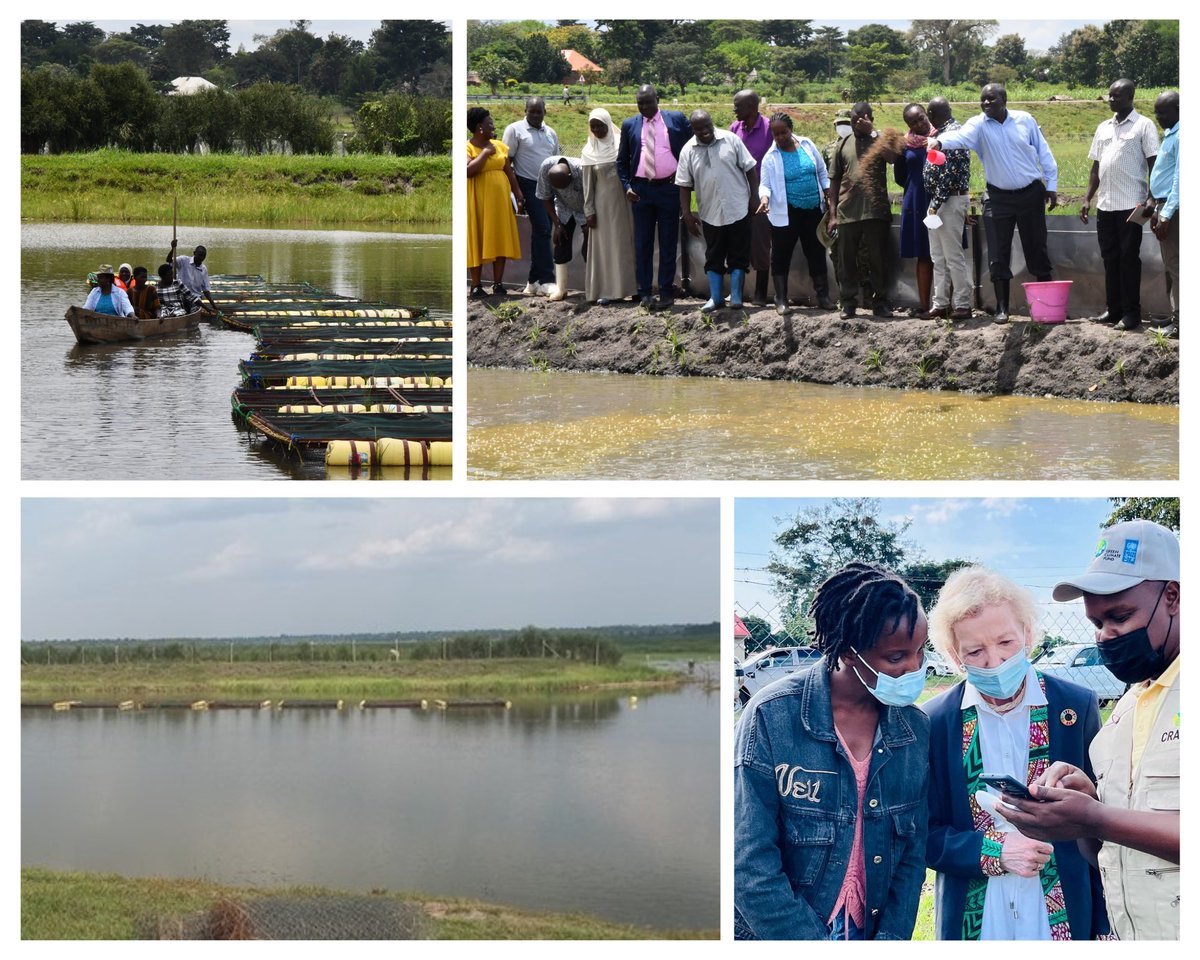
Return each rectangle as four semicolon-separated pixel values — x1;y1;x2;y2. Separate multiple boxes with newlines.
177;539;257;582
568;499;682;523
981;498;1028;518
910;500;970;525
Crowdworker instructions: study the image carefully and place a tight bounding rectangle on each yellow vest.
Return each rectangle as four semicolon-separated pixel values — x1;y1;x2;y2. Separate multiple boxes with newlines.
1088;662;1180;940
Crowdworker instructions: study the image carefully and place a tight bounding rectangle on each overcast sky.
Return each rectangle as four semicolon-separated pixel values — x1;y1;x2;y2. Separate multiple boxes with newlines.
735;498;1151;630
22;499;718;640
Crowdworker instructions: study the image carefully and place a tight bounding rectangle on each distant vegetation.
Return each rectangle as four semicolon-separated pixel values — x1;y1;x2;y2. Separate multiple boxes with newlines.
469;19;1177;102
20;622;720;666
21;20;449;155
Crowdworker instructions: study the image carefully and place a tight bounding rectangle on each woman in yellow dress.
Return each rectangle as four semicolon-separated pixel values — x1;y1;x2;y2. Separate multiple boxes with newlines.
467;107;523;298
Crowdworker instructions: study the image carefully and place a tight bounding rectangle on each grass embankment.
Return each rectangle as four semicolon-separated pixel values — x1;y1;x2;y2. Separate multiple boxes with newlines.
20;658;686;702
21;868;712;940
478;98;1152;212
20;151;451;226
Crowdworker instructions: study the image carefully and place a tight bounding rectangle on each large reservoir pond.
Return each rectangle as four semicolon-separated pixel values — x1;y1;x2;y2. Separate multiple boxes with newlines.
22;686;718;932
21;222;450;480
467;367;1177;480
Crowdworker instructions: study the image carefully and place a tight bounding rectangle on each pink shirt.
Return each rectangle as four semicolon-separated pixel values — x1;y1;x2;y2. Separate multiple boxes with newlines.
635;111;677;180
829;726;870;935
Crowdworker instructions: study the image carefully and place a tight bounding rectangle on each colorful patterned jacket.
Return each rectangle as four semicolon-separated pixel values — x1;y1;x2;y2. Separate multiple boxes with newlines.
922;672;1110;940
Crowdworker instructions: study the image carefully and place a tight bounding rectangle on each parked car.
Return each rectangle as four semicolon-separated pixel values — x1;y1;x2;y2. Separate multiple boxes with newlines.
925;648;958;678
1033;642;1127;705
736;646;823;704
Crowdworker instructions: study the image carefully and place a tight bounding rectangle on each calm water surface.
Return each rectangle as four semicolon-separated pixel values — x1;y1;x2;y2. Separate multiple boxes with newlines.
22;223;450;480
22;687;718;931
468;368;1177;480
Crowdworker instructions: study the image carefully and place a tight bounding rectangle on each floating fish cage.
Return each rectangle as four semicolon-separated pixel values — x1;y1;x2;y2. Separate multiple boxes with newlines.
212;275;452;470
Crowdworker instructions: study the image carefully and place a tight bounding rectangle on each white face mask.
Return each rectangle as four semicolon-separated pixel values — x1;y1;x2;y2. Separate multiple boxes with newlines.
835;123;853;139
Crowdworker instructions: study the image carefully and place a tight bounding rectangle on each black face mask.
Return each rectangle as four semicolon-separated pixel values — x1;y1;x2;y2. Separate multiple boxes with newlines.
1098;583;1173;684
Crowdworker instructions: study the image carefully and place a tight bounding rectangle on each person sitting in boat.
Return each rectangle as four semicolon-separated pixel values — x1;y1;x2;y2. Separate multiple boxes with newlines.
168;239;217;311
155;262;201;318
129;266;159;319
82;264;135;317
115;263;133;291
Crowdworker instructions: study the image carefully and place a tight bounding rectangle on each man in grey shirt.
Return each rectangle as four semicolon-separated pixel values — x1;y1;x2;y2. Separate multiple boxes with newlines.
503;97;559;294
677;110;759;311
536;156;587;301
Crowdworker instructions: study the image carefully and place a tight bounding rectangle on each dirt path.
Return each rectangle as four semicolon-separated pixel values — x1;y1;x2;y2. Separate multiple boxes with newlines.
469;293;1178;405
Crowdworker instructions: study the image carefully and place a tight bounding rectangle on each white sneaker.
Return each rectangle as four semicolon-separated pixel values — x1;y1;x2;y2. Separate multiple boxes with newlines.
522;282;544;296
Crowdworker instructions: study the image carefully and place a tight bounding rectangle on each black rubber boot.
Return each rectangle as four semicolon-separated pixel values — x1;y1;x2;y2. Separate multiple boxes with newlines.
814;275;835;310
772;274;789;315
755;270;770;305
992;279;1010;324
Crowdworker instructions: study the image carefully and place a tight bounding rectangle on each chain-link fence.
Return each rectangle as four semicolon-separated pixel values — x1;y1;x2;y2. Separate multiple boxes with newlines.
734;600;1095;659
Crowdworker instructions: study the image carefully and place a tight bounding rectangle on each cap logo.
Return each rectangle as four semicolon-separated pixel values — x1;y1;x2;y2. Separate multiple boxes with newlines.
1121;539;1140;564
1094;538;1107;558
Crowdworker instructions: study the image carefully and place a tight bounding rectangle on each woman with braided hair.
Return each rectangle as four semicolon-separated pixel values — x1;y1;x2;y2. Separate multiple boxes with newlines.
734;562;931;940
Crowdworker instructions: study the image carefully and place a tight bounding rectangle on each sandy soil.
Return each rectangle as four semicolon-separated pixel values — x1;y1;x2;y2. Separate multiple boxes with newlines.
468;291;1178;405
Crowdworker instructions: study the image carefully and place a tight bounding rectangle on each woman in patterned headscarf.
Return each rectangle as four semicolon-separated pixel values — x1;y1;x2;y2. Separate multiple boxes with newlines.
924;566;1111;940
579;108;636;304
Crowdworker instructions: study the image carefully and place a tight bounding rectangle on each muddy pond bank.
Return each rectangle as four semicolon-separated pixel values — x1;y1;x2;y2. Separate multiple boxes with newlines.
468;294;1177;405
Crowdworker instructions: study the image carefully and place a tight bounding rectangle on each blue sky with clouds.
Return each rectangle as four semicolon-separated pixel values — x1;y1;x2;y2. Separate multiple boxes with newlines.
735;498;1134;632
22;499;718;640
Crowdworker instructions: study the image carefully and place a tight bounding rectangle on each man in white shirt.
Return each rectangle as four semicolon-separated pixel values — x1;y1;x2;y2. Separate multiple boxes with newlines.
168;239;216;311
502;97;560;295
1080;79;1159;330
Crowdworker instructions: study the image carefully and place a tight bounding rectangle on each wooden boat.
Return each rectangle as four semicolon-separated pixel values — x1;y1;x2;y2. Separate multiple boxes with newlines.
65;305;203;344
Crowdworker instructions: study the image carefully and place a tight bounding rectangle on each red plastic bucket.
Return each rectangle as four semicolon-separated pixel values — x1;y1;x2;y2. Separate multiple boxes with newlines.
1022;280;1073;323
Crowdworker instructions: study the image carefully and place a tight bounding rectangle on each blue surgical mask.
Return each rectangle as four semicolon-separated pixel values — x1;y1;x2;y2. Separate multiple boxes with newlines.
849;647;927;707
964;648;1029;700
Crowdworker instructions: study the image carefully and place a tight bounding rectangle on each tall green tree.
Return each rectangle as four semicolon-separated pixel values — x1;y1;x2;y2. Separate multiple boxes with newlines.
653;40;704;95
991;33;1028;73
843;42;908;102
847;24;909;58
1103;498;1179;531
814;25;846;80
520;33;565;84
909;19;998;84
1051;24;1105;86
370;20;450;93
766;498;914;630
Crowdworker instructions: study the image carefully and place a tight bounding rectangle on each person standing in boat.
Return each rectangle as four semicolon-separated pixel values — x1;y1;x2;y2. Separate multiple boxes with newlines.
168;239;217;312
155;263;201;318
83;264;134;317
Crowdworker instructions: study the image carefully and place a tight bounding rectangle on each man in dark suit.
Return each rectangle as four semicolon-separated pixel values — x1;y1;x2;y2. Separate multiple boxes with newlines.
922;567;1110;941
616;84;691;309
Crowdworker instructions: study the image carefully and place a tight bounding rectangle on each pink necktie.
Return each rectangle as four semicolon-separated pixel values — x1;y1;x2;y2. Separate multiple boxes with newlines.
644;117;656;179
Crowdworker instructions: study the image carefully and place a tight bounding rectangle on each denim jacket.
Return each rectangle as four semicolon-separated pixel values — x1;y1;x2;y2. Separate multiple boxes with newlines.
734;664;930;940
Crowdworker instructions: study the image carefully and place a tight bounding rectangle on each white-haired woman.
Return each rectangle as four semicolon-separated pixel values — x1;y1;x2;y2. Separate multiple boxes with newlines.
922;566;1110;940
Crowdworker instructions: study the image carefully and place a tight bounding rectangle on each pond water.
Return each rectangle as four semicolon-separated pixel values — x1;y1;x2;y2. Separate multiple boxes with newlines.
467;368;1177;480
21;686;718;932
21;223;451;480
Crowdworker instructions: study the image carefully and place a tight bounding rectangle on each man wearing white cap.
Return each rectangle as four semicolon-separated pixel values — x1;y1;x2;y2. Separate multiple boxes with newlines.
1000;518;1179;940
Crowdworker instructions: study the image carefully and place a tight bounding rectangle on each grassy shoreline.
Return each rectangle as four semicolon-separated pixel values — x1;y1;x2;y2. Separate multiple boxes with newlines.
20;658;697;701
20;151;451;226
21;868;714;940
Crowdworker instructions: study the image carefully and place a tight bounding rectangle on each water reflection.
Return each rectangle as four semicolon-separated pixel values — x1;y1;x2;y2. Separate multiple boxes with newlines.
22;688;718;931
22;223;450;480
468;368;1177;480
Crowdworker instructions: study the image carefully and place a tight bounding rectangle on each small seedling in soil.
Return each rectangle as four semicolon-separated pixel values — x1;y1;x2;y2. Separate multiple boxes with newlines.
1146;328;1174;351
864;347;884;372
527;353;549;371
489;302;525;323
916;355;940;380
1112;357;1127;379
528;319;543;345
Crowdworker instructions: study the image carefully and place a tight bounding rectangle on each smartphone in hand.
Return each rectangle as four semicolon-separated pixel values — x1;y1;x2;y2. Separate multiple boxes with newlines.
980;774;1040;802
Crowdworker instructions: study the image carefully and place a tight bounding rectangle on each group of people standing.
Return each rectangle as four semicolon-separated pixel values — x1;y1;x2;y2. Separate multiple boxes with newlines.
83;242;216;320
735;518;1179;941
467;82;1178;333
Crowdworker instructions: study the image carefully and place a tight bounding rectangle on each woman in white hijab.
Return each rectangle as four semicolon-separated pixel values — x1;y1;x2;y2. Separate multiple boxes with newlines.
580;108;637;304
